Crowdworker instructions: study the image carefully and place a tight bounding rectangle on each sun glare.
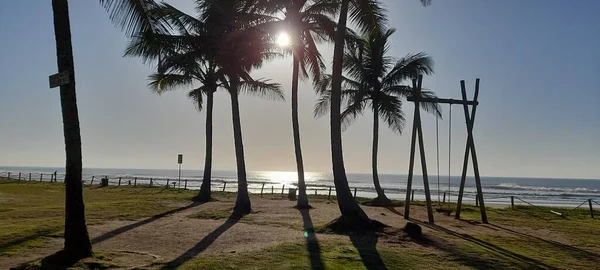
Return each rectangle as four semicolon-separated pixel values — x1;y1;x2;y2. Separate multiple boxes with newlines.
276;32;291;47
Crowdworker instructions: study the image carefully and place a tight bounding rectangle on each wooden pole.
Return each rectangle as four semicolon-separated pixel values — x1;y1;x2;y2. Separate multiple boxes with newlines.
118;177;122;186
261;183;265;196
476;194;479;207
414;77;434;224
18;172;21;181
134;177;137;187
443;192;446;203
184;179;187;190
589;199;595;218
271;185;274;194
353;187;357;199
315;189;318;196
222;182;227;192
166;179;169;188
411;190;415;202
455;79;482;220
511;196;515;210
281;185;285;197
91;176;94;185
404;78;420;219
328;186;332;200
40;173;43;182
29;173;32;181
150;178;153;187
461;79;487;223
7;172;10;179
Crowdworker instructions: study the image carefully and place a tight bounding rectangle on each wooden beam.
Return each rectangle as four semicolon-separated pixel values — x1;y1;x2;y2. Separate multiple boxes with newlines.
406;96;479;106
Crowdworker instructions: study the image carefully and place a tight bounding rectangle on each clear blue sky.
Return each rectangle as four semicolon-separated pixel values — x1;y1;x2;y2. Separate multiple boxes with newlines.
0;0;598;179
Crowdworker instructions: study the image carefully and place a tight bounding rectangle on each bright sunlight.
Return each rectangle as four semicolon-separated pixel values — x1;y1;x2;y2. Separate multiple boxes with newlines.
276;32;291;47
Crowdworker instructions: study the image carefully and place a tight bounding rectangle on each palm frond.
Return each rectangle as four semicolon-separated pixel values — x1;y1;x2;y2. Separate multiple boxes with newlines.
187;86;206;112
382;52;434;87
349;0;387;33
377;94;405;134
100;0;170;37
313;89;331;118
238;79;285;101
147;73;193;94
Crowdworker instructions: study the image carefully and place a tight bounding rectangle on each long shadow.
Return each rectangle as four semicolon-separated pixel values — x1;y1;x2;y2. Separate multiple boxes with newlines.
409;219;557;269
91;202;203;245
159;215;240;269
0;229;54;252
385;206;403;217
298;209;325;270
489;223;600;261
349;231;387;270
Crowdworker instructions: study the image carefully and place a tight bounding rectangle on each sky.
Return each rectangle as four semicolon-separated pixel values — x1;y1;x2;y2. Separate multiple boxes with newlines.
0;0;599;179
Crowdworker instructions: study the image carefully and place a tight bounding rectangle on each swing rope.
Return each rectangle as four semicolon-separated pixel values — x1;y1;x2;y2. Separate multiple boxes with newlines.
448;104;452;205
436;106;440;206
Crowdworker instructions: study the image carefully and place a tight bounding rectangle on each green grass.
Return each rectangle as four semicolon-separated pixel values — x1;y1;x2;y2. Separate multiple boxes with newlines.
0;178;197;256
3;178;600;270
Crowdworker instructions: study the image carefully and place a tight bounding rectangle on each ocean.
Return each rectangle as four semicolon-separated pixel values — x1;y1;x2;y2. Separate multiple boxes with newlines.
1;166;599;208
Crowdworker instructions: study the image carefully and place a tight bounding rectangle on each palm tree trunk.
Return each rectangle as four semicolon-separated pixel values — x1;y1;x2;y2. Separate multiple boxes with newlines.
230;78;251;216
52;0;91;258
372;105;389;202
330;0;370;225
197;89;214;202
292;51;309;209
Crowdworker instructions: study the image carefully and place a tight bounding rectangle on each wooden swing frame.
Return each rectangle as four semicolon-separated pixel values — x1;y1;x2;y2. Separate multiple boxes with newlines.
403;76;488;224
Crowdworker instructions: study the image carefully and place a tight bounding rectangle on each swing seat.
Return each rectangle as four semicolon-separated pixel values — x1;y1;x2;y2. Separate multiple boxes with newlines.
435;208;453;216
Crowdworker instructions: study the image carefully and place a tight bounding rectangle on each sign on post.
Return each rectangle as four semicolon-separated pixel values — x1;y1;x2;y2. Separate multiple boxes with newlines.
178;154;183;164
49;71;70;88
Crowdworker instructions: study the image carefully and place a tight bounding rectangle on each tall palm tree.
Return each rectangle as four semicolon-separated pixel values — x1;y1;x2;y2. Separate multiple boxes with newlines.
115;0;284;215
258;0;338;208
198;0;286;216
146;50;225;203
327;0;432;226
51;0;92;259
316;29;440;205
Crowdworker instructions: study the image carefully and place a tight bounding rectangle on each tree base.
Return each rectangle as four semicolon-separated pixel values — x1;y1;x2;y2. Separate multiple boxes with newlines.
361;196;401;207
192;194;212;203
319;216;389;235
30;249;92;269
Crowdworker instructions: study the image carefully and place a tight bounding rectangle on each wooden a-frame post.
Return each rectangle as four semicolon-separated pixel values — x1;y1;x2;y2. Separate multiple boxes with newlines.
404;77;488;224
455;79;488;223
404;76;434;223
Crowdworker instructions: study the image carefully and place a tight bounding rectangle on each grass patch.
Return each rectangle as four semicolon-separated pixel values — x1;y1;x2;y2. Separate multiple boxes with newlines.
0;178;197;256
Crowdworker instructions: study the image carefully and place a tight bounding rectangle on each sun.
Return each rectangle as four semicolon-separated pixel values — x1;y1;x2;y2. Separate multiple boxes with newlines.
276;32;291;47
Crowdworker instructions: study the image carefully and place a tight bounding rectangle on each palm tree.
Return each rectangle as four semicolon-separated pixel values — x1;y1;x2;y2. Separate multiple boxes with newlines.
146;51;225;203
316;29;440;205
116;0;284;215
51;0;92;259
258;0;338;208
197;0;287;216
327;0;432;227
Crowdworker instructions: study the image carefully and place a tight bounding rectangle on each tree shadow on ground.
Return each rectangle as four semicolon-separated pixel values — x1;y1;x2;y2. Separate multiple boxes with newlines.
385;207;403;217
349;231;387;270
0;229;54;253
158;215;240;269
91;202;204;245
298;208;325;270
409;219;557;270
488;223;600;262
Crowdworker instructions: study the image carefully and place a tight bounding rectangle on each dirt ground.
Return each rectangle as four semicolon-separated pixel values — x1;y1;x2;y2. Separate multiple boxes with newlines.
1;195;576;269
